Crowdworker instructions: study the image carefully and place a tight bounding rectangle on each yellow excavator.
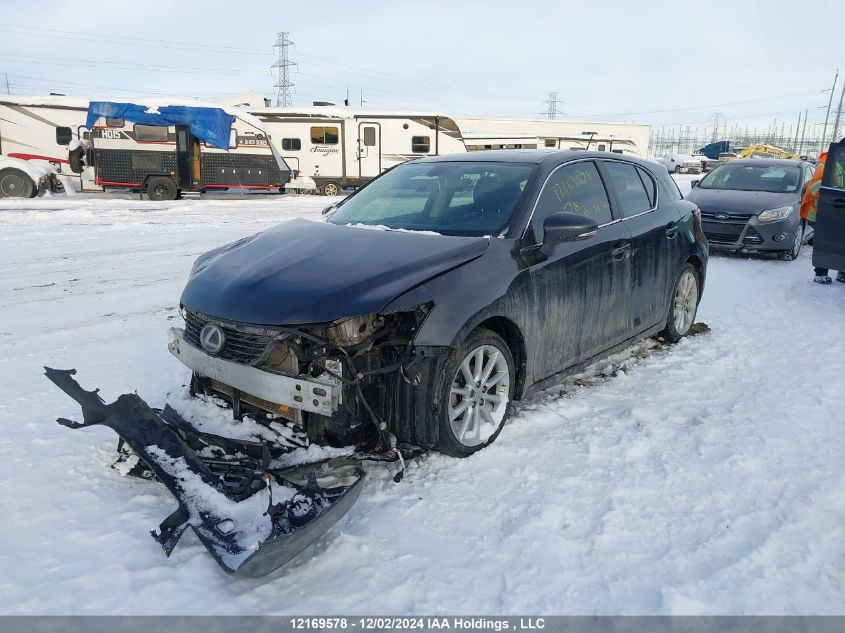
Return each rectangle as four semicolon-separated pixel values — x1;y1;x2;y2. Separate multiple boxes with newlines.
726;144;801;161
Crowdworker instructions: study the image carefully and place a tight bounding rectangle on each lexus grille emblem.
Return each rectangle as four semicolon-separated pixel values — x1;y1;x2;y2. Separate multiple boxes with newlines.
715;212;729;220
199;323;225;355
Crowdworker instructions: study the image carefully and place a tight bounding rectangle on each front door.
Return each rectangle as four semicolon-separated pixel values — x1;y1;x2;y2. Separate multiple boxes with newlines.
814;142;845;272
175;126;196;189
357;122;381;179
524;160;633;380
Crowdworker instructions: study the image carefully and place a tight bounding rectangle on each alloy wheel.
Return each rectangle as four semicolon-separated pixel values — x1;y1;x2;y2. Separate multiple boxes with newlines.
672;270;698;335
448;344;510;447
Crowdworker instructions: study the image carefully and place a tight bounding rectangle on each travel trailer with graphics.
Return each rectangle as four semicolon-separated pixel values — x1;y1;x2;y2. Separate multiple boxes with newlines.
75;101;291;199
0;96;88;168
247;105;650;195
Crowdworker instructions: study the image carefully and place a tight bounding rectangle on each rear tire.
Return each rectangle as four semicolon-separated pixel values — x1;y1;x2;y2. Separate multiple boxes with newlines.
146;176;178;201
435;329;515;458
662;263;699;343
0;168;35;198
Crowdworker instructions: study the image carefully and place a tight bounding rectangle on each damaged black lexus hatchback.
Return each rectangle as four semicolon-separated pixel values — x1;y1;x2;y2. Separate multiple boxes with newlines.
171;150;708;457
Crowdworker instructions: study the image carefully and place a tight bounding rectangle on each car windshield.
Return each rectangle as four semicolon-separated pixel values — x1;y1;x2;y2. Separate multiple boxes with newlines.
327;161;535;236
698;163;802;193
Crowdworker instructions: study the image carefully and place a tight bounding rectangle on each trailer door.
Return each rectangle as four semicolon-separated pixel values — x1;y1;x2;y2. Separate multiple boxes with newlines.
175;126;199;189
357;122;381;179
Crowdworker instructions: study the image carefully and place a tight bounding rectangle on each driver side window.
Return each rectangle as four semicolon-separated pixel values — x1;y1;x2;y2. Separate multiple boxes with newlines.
530;162;612;243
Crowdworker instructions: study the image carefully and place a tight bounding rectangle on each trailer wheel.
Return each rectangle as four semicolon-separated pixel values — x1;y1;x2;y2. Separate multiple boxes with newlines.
320;181;341;196
0;168;35;198
146;176;178;201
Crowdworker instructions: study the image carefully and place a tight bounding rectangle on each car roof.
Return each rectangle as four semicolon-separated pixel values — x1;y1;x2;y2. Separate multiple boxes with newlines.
413;149;656;169
723;158;810;167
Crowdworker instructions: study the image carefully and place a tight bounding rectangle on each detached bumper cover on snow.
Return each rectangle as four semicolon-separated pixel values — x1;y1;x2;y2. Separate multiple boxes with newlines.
44;367;364;577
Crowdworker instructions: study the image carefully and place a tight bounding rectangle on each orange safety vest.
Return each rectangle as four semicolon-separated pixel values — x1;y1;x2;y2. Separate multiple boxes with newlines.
800;152;826;222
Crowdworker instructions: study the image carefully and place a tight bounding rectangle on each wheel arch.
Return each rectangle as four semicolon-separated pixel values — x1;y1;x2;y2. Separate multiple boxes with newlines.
473;316;527;400
686;254;705;301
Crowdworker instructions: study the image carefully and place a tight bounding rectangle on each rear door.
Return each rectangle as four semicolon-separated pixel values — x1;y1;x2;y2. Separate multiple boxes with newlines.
524;160;633;379
813;142;845;271
601;159;678;332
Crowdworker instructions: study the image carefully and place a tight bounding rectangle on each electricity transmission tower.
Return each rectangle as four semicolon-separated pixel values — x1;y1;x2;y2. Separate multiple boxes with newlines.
544;91;564;120
271;32;297;107
3;73;10;95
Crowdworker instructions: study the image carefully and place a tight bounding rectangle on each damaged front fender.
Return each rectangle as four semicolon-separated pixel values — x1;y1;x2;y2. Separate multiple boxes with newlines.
44;367;365;577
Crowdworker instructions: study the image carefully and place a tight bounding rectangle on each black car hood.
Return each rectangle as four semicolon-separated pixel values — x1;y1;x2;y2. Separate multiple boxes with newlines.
181;219;489;325
686;188;798;216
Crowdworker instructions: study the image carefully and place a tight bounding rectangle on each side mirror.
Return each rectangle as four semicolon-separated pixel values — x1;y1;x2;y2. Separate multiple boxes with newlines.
540;212;598;256
321;204;335;215
690;180;700;189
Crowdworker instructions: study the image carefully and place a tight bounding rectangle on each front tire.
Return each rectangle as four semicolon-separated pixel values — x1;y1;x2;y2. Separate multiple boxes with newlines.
662;263;699;343
0;168;35;198
435;329;514;457
779;224;803;261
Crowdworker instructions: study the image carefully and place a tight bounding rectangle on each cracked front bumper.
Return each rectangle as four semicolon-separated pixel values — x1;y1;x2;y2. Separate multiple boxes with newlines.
167;327;342;416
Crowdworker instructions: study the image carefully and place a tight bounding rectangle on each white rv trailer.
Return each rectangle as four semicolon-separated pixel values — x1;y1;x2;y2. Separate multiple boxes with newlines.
246;106;467;195
454;117;650;156
246;105;650;195
0;95;88;169
78;100;291;199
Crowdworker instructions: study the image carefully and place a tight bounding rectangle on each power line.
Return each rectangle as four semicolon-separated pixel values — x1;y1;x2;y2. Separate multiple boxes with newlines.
271;32;297;107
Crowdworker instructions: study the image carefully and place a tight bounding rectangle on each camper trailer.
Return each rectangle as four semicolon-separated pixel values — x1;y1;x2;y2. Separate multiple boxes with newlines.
0;96;88;168
247;106;467;195
247;105;650;194
77;100;291;199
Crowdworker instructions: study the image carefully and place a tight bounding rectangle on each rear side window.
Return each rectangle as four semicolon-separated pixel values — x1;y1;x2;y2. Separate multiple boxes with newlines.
531;161;612;243
637;166;657;207
134;125;168;142
603;161;652;217
282;138;301;151
55;126;72;145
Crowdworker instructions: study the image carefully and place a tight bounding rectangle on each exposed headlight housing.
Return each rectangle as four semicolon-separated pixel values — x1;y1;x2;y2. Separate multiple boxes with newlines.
326;314;384;346
757;205;794;222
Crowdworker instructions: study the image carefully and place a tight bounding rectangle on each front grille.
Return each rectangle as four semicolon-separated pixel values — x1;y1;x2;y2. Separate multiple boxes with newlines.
701;211;752;246
184;310;276;365
700;211;750;224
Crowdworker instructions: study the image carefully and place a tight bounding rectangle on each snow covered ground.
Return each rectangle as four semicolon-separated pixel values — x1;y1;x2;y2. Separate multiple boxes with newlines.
0;181;843;615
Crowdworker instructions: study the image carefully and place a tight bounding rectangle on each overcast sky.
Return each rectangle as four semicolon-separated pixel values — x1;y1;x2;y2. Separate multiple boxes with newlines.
3;0;843;134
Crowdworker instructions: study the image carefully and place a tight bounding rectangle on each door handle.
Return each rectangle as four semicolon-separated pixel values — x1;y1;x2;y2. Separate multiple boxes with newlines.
611;242;631;259
831;198;845;208
665;224;679;238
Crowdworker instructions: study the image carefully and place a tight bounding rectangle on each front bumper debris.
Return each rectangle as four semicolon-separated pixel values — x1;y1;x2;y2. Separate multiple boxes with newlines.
168;327;342;416
44;367;365;577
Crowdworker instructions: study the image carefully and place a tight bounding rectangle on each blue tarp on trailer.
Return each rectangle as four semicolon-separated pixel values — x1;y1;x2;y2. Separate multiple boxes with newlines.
86;102;235;149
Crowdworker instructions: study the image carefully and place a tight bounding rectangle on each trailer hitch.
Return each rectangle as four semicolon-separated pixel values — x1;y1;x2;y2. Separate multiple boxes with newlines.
44;367;365;577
